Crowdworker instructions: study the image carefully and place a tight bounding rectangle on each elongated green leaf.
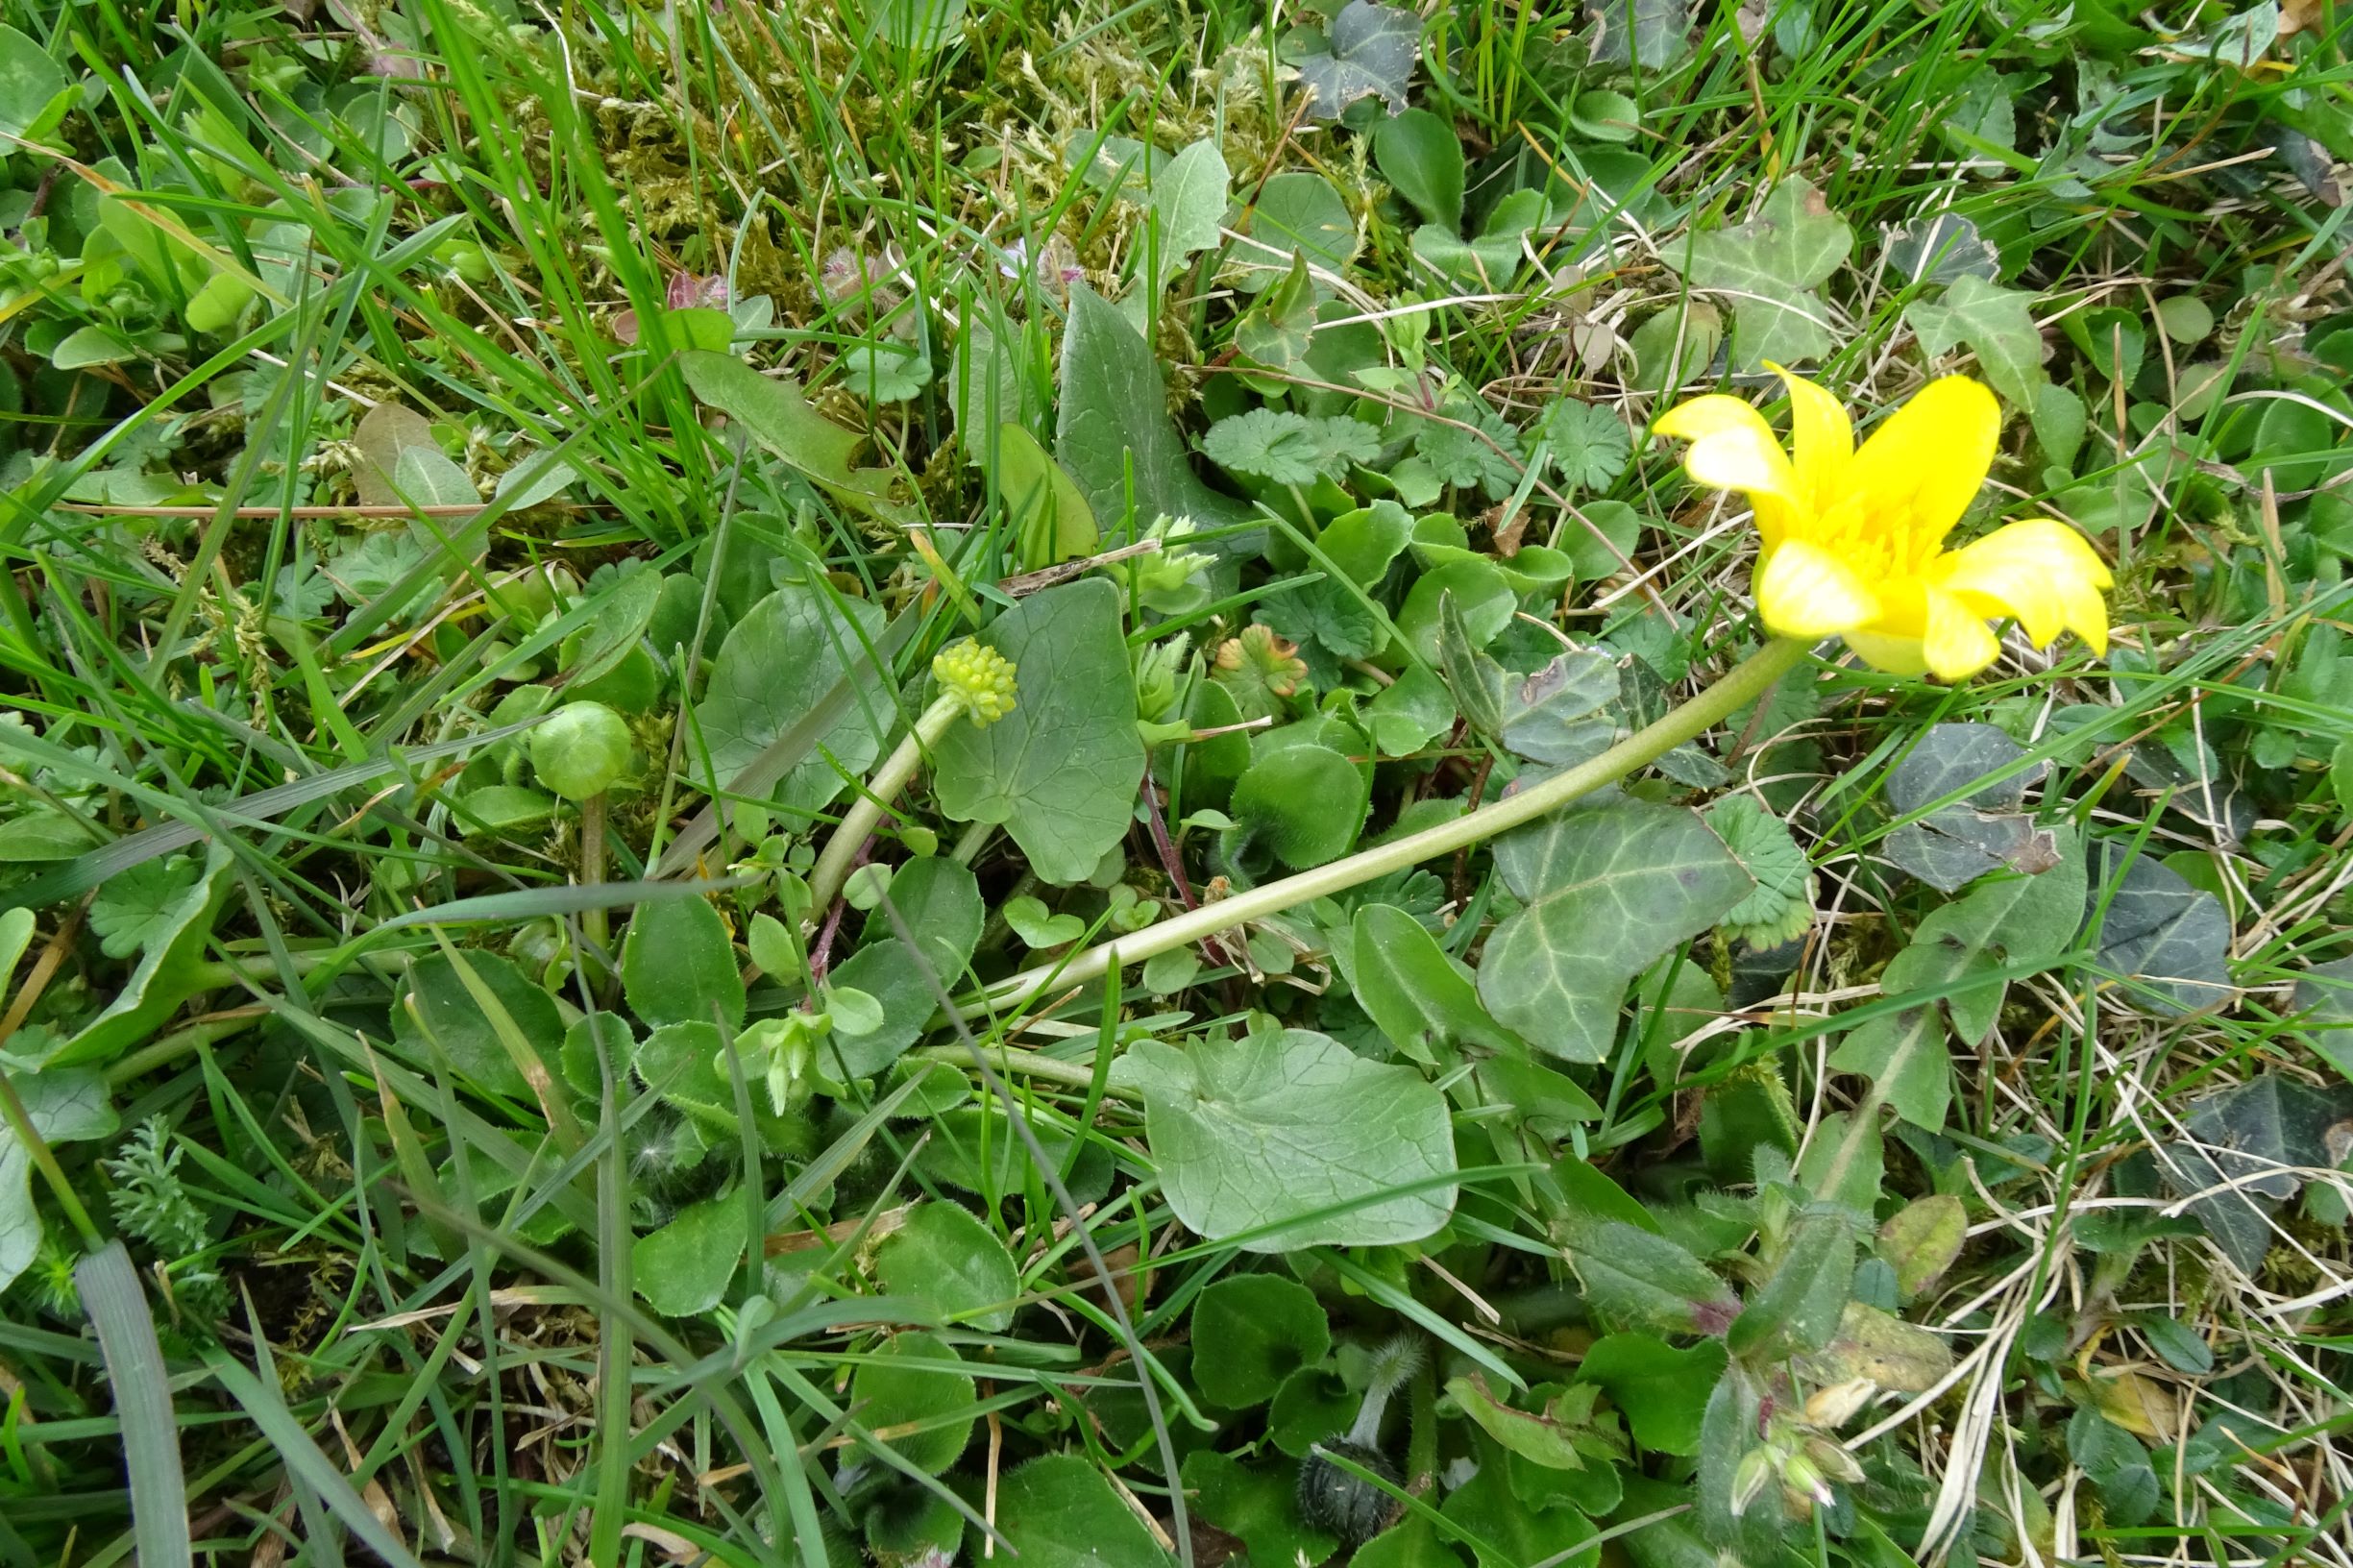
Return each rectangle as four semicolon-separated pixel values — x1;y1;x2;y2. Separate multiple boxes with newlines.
77;1244;191;1568
203;1345;429;1568
1055;284;1253;533
679;350;911;523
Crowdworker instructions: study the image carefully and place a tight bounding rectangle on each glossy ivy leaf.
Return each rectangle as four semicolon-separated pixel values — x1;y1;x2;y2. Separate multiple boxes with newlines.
621;895;745;1032
693;583;892;813
1881;826;2086;1044
1587;0;1688;66
874;1202;1021;1331
0;1068;117;1293
1880;722;2051;893
850;1331;977;1474
2158;1075;2353;1269
1296;1;1419;119
933;580;1143;885
1905;273;2046;411
1203;407;1380;486
2293;956;2353;1079
633;1190;742;1315
1539;400;1631;493
1884;211;2001;284
1478;799;1752;1063
1574;1334;1725;1457
1189;1273;1332;1408
995;1456;1174;1567
2089;844;2234;1016
1108;1028;1457;1251
1498;649;1617;766
1055;285;1253;532
1677;177;1851;369
1705;796;1813;949
1372;107;1463;230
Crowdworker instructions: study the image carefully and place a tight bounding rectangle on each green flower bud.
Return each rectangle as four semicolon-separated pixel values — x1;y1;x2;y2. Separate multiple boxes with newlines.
529;700;631;800
932;638;1017;726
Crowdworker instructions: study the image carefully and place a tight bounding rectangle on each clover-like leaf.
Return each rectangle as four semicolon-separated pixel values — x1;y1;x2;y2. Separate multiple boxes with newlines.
1706;796;1814;949
1204;407;1379;486
1540;399;1632;493
89;857;203;961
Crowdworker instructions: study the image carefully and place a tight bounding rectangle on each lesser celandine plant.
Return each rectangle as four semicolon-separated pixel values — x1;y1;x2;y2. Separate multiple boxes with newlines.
1656;369;2113;679
977;374;2114;1015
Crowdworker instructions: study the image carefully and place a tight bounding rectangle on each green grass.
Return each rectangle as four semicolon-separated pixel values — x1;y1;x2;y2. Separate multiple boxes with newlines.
4;0;2353;1565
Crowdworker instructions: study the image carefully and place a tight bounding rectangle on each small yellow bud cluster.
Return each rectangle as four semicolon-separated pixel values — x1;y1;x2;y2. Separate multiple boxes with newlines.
932;639;1018;726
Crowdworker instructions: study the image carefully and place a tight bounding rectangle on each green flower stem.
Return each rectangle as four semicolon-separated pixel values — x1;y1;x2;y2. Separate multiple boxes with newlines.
906;1041;1143;1098
968;637;1809;1017
807;692;966;918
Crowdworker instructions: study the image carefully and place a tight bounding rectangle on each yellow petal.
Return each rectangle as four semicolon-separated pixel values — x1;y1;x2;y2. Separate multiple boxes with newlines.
1931;519;2112;653
1755;538;1880;638
1654;393;1776;444
1842;629;1929;676
1766;362;1853;510
1842;377;2000;560
1656;393;1801;545
1921;587;2001;680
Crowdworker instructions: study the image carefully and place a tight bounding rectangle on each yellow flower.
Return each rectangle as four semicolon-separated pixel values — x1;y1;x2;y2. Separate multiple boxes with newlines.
1655;369;2112;680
